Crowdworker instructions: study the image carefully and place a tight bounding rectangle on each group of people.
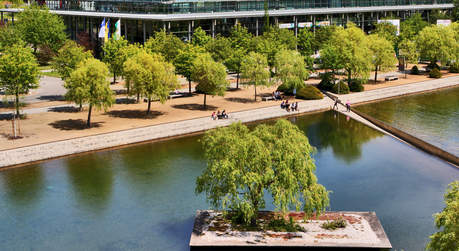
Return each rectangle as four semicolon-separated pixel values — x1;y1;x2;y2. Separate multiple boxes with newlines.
211;110;229;120
280;100;299;112
333;99;351;112
272;91;282;100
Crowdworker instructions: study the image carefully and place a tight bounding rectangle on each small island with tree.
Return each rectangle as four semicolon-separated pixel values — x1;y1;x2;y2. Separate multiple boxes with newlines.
191;120;392;249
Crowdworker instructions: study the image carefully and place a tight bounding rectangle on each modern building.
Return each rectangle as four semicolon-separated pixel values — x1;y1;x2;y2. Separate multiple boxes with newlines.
0;0;454;43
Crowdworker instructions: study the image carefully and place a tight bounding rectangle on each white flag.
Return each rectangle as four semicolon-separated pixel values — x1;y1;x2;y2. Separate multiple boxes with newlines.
98;18;106;38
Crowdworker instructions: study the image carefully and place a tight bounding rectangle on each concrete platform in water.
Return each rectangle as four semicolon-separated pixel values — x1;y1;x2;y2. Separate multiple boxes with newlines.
190;210;392;250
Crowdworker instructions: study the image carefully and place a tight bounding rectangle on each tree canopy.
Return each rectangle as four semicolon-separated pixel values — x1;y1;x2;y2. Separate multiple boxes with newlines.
0;26;24;52
191;54;228;108
102;37;129;83
205;35;232;63
426;181;459;251
144;30;185;62
400;13;428;42
398;38;419;67
373;22;398;47
15;5;67;53
416;24;457;65
196;120;330;225
274;49;309;91
174;44;206;93
368;34;397;82
124;50;179;114
0;44;39;117
66;58;114;127
255;27;297;71
52;40;92;80
192;27;211;47
240;52;270;101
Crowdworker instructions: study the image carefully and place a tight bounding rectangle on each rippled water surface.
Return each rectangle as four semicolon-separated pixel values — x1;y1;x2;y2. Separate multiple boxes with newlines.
0;111;457;251
356;87;459;156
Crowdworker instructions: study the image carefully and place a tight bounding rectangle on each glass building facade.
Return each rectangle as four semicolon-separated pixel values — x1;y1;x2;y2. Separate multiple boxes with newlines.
43;0;453;14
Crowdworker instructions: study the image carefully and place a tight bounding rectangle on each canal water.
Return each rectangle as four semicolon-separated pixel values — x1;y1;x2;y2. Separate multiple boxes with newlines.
356;87;459;156
0;111;457;251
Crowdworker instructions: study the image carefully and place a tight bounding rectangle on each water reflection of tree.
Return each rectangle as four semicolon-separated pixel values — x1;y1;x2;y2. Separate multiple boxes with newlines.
118;135;203;196
296;111;383;164
65;153;114;213
1;165;44;209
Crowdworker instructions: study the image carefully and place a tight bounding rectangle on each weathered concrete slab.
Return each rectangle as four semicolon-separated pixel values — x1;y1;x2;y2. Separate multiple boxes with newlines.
190;210;392;250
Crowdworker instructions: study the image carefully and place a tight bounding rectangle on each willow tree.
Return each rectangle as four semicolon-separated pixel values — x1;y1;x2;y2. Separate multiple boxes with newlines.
274;49;309;92
368;34;397;83
196;120;330;225
191;54;228;108
0;44;39;117
427;181;459;251
66;58;114;127
124;50;179;114
240;52;270;101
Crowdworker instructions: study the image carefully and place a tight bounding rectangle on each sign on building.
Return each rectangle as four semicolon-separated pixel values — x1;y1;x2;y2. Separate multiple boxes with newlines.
298;22;313;28
437;19;451;26
278;23;294;29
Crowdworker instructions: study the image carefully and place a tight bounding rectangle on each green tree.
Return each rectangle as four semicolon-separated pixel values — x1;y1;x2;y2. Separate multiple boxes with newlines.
144;29;185;62
227;24;253;88
426;181;459;251
66;58;114;127
373;22;398;47
240;52;270;101
191;54;228;108
192;27;211;47
453;0;459;21
174;44;206;93
15;5;67;54
0;44;39;117
0;26;24;52
124;51;179;114
368;34;397;83
196;120;330;225
398;38;419;69
400;13;428;42
274;50;309;92
256;27;297;71
119;43;142;96
321;23;372;84
205;35;232;63
417;24;457;65
102;37;129;84
312;25;338;52
320;45;344;80
52;40;92;81
297;28;315;68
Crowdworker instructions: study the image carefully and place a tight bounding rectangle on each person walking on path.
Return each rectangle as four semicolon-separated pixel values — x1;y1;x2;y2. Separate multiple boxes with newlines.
333;99;339;110
346;101;351;112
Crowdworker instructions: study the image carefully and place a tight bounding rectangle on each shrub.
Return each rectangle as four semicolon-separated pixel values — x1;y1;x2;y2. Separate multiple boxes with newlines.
449;62;459;73
296;85;323;100
411;65;420;75
277;82;306;95
317;72;335;91
321;218;347;230
266;216;305;232
348;79;365;92
36;45;55;65
427;62;440;72
331;81;350;94
429;68;442;78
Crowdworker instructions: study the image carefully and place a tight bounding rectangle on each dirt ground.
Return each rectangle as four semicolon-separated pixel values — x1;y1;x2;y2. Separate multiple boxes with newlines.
0;68;456;151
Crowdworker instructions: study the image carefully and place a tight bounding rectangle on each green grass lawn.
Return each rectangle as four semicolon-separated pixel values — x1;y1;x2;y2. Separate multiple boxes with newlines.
40;70;61;78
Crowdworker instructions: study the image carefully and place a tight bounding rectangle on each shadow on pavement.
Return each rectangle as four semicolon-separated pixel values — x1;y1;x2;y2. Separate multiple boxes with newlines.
106;110;164;119
49;119;104;130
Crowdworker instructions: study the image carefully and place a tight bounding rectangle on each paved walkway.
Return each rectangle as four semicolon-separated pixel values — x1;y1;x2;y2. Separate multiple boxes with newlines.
0;76;457;168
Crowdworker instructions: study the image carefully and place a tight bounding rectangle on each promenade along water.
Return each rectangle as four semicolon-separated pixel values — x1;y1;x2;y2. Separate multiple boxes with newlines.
0;110;457;251
356;87;459;156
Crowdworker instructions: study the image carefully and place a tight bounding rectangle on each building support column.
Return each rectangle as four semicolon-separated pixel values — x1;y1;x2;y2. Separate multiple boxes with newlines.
1;12;4;25
12;13;14;25
124;20;128;41
274;17;278;26
235;18;238;26
89;18;92;40
143;21;146;44
313;16;316;33
294;16;297;37
188;21;191;42
168;21;171;32
361;13;364;32
211;19;215;38
255;18;259;36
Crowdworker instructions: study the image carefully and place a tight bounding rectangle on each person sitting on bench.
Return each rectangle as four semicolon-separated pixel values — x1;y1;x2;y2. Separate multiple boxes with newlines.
281;101;285;109
221;110;228;119
285;100;290;112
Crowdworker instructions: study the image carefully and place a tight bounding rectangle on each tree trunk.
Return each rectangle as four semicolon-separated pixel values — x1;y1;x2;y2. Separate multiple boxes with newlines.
236;72;240;89
113;72;116;84
137;92;140;103
374;66;378;83
203;94;207;109
254;85;257;101
347;70;351;86
146;99;151;115
188;80;192;94
79;103;82;111
86;104;93;128
15;91;20;118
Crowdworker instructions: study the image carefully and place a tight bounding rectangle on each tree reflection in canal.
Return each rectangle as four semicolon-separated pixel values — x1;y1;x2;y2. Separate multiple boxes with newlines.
1;166;44;210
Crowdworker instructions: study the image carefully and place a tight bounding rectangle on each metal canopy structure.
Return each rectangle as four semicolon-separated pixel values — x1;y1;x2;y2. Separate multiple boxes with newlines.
0;4;453;21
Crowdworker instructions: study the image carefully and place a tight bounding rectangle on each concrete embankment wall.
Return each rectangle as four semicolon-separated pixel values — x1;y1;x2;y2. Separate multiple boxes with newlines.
352;108;458;167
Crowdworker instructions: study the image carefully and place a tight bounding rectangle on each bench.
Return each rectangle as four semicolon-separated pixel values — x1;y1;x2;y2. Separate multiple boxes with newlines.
262;96;275;101
385;75;399;81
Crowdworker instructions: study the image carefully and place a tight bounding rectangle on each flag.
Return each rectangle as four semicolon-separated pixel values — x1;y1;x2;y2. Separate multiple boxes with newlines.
114;19;121;40
104;19;110;43
98;18;105;39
